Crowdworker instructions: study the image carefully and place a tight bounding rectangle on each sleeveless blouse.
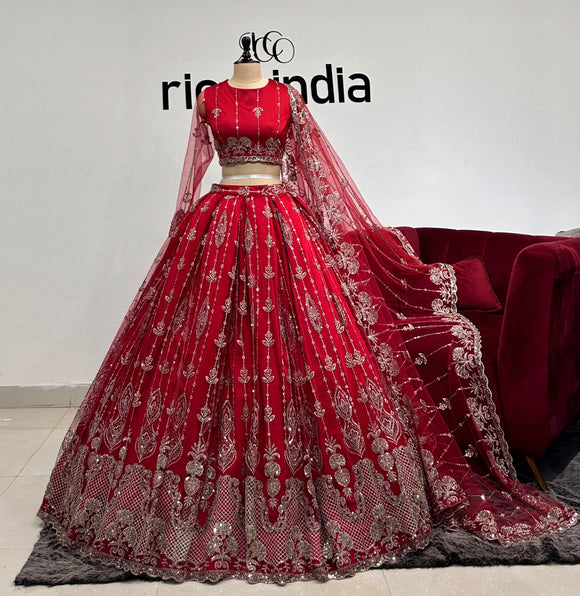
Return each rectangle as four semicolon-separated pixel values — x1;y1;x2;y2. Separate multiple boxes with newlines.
203;79;292;166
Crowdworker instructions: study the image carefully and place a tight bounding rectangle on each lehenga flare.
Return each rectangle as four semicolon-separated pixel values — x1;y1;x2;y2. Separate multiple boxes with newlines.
38;79;577;583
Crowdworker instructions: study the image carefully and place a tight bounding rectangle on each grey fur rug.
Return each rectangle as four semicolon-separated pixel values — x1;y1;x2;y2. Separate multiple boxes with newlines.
15;419;580;586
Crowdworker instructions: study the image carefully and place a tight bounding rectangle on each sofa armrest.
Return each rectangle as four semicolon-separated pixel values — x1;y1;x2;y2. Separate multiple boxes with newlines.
497;238;580;455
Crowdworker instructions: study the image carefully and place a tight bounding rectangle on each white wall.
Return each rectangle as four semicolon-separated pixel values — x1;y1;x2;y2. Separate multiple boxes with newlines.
2;0;580;387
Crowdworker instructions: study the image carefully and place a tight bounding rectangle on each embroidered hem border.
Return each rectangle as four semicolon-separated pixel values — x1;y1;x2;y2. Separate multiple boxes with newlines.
37;511;432;584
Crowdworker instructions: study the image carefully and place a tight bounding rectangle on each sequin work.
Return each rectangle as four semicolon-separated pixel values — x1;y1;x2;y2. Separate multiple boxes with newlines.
38;80;578;584
40;184;438;581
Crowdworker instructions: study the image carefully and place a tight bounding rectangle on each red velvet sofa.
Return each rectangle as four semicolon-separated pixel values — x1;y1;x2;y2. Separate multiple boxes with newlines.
397;226;580;460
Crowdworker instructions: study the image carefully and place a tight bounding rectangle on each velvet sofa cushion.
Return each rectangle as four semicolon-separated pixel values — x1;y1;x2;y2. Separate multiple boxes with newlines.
453;256;503;312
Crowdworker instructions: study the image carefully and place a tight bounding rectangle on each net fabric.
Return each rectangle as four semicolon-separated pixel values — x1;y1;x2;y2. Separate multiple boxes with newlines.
40;182;443;582
282;87;457;317
278;86;578;535
163;80;577;543
106;100;215;354
37;80;578;584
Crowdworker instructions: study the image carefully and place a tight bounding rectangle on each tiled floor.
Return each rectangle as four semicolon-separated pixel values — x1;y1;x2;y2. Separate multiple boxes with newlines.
0;408;578;595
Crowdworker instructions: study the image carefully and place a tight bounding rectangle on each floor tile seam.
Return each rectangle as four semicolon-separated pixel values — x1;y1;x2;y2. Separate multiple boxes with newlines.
380;569;397;596
0;424;63;430
0;409;70;417
0;406;70;410
54;407;70;428
0;476;16;497
0;426;61;436
47;426;69;438
15;473;52;479
12;430;54;477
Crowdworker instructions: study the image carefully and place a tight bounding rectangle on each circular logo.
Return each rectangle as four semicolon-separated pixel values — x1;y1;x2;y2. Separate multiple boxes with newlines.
239;31;295;64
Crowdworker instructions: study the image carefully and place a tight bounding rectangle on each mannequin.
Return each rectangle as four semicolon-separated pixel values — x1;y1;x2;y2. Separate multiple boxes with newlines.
34;36;578;584
198;42;282;186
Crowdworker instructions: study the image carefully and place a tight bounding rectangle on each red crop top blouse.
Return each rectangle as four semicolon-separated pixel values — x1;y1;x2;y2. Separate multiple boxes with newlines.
203;79;292;166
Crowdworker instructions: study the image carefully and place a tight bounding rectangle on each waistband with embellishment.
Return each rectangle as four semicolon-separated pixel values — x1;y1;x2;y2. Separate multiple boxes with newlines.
210;182;289;196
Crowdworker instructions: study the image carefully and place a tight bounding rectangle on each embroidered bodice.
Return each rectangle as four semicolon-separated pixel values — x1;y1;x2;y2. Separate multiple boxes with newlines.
204;79;292;166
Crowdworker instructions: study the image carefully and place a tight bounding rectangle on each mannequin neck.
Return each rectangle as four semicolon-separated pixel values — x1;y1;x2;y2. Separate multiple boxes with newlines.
229;62;268;88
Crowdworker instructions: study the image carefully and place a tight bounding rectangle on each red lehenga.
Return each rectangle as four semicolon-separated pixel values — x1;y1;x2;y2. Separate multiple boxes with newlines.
38;79;577;583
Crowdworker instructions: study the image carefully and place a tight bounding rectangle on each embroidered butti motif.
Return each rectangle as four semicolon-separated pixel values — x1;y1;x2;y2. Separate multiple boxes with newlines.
38;78;578;585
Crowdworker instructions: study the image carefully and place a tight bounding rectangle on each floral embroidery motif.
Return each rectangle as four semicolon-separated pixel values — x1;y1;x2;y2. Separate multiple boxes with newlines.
215;210;227;248
376;343;400;378
283;399;302;473
245;400;260;473
104;383;134;450
207;521;239;568
135;388;163;461
305;293;322;333
264;443;281;505
332;387;364;455
218;400;236;471
158;391;188;468
244;217;254;253
37;80;580;587
216;136;283;166
279;306;297;351
278;213;293;245
196;297;210;339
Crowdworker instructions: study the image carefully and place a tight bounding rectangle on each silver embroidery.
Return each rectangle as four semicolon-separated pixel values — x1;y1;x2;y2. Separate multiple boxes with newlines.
215;210;227;248
332;387;364;455
218;400;236;471
196;297;210;339
305;293;322;333
136;389;163;461
244;217;254;253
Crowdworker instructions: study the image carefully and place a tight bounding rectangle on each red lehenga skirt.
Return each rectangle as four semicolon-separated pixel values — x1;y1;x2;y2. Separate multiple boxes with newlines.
38;183;577;583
